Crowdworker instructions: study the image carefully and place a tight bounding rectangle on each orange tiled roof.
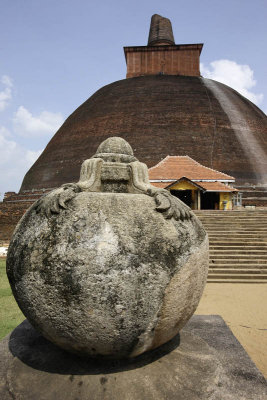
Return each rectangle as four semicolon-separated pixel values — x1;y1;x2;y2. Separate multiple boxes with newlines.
151;179;237;192
149;156;235;181
150;181;169;189
195;181;238;192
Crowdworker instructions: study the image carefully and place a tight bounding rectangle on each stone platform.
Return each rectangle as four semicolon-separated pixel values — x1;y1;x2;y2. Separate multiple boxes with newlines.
0;315;266;400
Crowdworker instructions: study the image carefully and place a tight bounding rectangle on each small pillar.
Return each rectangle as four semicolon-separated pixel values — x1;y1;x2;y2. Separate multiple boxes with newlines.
197;190;201;210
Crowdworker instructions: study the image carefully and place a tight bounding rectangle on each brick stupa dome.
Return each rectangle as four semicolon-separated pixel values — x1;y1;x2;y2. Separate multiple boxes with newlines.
20;15;267;192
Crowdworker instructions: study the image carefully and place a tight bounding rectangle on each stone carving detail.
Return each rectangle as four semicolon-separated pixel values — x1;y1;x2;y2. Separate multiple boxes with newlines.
35;137;192;221
7;136;208;359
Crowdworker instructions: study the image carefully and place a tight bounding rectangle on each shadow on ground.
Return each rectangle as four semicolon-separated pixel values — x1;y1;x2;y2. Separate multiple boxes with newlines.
8;319;180;375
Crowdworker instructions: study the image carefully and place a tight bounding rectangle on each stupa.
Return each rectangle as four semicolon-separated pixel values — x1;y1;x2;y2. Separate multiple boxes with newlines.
19;14;266;194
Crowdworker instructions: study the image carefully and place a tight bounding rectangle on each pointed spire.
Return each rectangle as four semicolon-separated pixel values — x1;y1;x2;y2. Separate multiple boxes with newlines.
148;14;175;46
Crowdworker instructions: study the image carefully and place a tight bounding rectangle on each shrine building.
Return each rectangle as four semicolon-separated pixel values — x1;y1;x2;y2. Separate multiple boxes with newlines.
149;156;238;210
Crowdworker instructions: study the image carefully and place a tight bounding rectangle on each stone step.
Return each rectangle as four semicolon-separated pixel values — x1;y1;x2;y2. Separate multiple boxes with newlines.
199;217;267;218
202;224;267;228
209;245;267;250
197;214;267;217
198;214;267;217
208;238;267;241
207;233;267;236
207;274;267;280
198;217;267;220
201;220;267;229
195;210;267;212
208;264;267;269
209;243;267;247
207;279;267;283
208;241;267;245
207;233;267;237
199;216;267;221
201;222;267;224
197;211;267;281
203;225;267;228
197;215;267;217
201;217;267;219
210;254;267;259
198;216;267;224
210;256;267;261
242;192;267;200
209;245;267;248
209;239;267;243
209;250;267;254
200;220;267;223
209;244;267;248
205;228;267;231
198;213;267;215
210;254;267;258
208;234;267;236
202;224;267;226
208;236;267;239
208;268;267;275
210;259;267;264
209;241;267;244
202;224;267;227
195;209;266;211
203;227;267;230
196;214;267;217
193;211;267;220
204;225;267;228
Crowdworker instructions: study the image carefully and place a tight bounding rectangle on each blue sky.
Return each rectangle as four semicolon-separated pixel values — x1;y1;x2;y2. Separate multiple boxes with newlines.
0;0;266;198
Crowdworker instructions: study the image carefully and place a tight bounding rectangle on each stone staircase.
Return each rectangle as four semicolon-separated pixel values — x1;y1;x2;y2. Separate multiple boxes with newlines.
194;210;267;283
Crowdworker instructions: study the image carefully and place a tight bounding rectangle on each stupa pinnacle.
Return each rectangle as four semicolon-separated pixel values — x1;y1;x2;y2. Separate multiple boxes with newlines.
148;14;175;46
124;15;202;78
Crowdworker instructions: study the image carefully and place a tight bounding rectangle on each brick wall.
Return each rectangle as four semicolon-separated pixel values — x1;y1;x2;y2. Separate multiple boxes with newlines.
0;202;31;242
0;189;52;242
124;45;202;78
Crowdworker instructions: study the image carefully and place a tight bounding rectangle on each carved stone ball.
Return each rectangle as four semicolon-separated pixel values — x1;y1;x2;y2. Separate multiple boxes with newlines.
7;192;208;358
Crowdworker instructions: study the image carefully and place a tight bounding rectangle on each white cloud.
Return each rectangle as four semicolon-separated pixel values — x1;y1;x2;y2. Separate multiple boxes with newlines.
200;60;263;106
1;75;13;88
0;129;43;199
0;126;11;138
0;74;13;111
0;74;65;198
13;106;64;137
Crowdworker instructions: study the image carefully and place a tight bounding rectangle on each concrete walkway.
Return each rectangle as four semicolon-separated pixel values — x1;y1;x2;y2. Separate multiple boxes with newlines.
195;283;267;378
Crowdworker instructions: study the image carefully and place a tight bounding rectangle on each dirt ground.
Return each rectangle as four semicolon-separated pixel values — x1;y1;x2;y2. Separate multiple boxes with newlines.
195;283;267;378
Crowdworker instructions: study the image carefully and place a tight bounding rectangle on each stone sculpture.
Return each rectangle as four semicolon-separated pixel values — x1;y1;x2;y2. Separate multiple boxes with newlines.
7;137;209;358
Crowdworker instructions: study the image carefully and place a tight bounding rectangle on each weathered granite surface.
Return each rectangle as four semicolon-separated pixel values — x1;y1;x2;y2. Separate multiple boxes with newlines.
6;137;208;358
0;315;266;400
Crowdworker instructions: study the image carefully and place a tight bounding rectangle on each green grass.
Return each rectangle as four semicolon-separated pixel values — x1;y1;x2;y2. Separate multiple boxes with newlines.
0;259;24;339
